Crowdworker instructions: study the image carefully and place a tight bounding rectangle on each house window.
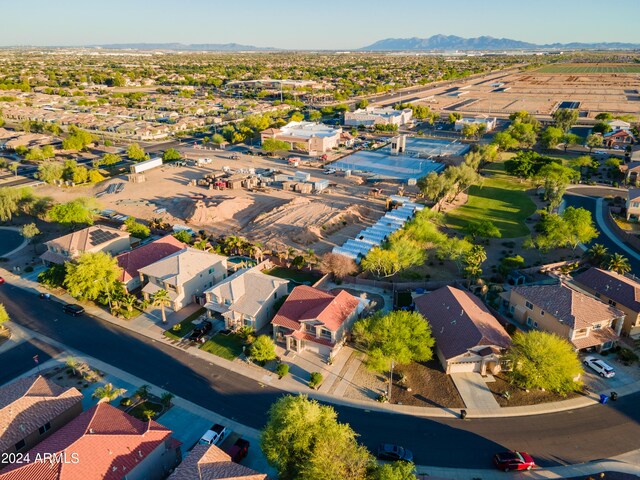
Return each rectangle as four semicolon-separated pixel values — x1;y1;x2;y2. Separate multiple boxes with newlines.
540;310;545;316
224;298;232;306
39;422;51;435
274;292;278;299
525;301;533;310
633;202;640;208
243;318;253;327
14;439;26;451
209;268;215;274
320;328;332;339
509;305;515;314
608;299;617;307
533;321;538;329
526;317;533;327
305;324;315;334
593;323;602;330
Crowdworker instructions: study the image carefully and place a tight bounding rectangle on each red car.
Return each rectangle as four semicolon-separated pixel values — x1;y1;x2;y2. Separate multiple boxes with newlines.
0;277;5;284
493;451;535;472
227;438;250;463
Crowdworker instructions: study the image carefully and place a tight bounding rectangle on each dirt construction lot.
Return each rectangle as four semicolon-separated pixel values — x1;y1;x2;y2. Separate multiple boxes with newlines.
413;63;640;118
37;150;389;253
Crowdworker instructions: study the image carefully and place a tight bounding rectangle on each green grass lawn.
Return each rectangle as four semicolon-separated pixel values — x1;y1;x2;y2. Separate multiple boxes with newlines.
536;64;640;74
163;307;206;340
446;161;537;238
263;266;320;285
200;333;245;360
127;400;164;421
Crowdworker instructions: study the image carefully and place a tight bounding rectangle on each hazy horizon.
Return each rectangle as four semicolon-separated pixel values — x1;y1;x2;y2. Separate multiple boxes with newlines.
1;0;639;49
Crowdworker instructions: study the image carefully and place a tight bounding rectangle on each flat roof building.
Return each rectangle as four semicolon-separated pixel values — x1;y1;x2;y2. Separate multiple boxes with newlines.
344;107;412;127
260;121;341;154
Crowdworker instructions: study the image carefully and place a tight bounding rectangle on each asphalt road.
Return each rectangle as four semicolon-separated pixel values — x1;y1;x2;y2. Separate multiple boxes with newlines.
1;284;639;468
564;192;640;274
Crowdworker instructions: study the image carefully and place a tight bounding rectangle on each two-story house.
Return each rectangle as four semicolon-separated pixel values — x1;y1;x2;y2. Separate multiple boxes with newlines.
0;403;182;480
138;247;228;312
167;444;268;480
116;235;186;292
626;188;640;221
573;267;640;339
203;266;289;332
271;285;361;360
0;376;83;464
40;225;131;265
506;283;624;351
415;286;512;375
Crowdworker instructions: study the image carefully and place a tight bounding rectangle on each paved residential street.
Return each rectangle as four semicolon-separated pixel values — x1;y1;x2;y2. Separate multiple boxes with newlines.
1;283;640;469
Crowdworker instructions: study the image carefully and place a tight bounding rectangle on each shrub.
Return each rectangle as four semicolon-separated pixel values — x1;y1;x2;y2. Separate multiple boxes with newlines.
618;348;639;364
308;372;323;389
276;363;289;379
120;397;132;407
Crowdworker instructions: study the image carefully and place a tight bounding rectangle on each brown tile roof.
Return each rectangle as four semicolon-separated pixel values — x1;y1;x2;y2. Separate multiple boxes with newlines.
573;268;640;313
0;376;83;454
571;326;619;350
0;403;179;480
116;235;186;284
414;286;511;360
271;286;359;333
511;283;624;329
168;444;267;480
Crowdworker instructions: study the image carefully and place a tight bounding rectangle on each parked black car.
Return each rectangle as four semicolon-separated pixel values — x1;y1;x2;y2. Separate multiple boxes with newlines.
63;304;85;316
189;321;213;343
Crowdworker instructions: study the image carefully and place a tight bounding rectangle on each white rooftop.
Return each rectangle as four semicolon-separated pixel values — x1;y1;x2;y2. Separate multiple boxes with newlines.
279;121;340;139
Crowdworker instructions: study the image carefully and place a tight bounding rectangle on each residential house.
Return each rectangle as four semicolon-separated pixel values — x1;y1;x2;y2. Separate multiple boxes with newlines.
0;403;181;480
626;188;640;221
272;285;361;359
40;225;131;265
0;376;83;462
167;444;267;480
414;286;512;374
344;107;413;127
454;115;497;133
506;283;624;351
116;235;186;292
573;267;640;339
622;161;640;185
203;266;289;332
139;247;228;311
260;121;342;154
603;129;636;148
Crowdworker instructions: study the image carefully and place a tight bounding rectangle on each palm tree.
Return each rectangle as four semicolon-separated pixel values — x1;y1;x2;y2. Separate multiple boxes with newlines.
92;383;126;403
193;238;209;251
607;253;632;275
122;295;136;313
152;289;172;324
160;392;174;407
586;243;609;267
305;249;317;269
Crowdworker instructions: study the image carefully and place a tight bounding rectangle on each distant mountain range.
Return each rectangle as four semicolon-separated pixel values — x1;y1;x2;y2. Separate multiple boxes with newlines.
90;43;275;52
361;35;640;51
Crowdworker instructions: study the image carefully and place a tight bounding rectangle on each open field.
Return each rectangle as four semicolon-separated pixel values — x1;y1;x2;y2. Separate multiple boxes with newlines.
411;64;640;118
536;64;640;74
445;161;536;238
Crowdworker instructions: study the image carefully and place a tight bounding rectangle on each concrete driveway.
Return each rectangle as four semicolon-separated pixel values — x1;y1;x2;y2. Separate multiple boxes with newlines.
581;352;640;394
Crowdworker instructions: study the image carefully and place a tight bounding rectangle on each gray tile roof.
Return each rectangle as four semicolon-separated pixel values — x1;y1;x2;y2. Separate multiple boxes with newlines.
573;268;640;313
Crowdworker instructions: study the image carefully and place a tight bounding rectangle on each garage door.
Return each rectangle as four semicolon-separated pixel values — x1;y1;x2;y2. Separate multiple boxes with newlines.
448;361;480;374
304;341;332;358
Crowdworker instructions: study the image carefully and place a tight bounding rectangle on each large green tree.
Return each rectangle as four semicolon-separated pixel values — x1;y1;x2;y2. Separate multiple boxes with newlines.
0;303;9;331
48;198;96;226
64;251;120;301
552;108;579;132
262;138;291;153
353;311;434;375
506;331;582;396
261;395;373;480
540;126;564;149
249;335;277;364
127;143;149;161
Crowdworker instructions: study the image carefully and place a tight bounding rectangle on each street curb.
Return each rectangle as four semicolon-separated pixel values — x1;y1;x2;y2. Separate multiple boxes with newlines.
4;267;640;420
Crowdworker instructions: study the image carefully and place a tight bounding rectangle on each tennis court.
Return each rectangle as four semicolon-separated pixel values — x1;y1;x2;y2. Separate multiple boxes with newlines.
536;64;640;74
332;138;467;180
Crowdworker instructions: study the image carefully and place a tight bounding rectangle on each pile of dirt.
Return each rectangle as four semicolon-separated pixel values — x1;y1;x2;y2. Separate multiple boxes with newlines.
247;197;371;248
186;197;254;225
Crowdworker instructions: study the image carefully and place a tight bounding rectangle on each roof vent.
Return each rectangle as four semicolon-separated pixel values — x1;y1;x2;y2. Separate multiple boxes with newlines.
89;428;94;434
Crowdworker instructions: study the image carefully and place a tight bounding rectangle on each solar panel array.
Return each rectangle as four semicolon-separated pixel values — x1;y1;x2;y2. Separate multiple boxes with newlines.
332;196;424;263
88;228;121;246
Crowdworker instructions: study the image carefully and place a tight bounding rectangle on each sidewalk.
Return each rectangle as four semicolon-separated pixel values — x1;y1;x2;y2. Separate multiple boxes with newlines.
4;267;640;420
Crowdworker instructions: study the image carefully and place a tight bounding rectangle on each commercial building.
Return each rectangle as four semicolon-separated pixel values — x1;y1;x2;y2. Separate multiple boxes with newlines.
260;121;341;154
454;115;497;132
344;107;413;127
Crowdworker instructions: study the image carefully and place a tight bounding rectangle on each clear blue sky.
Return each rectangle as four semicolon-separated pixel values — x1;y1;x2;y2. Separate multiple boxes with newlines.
2;0;639;49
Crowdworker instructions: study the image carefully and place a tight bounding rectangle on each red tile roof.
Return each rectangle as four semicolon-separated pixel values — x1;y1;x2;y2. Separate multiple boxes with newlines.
414;286;511;360
116;235;186;284
0;403;179;480
0;376;83;454
271;286;359;333
168;444;267;480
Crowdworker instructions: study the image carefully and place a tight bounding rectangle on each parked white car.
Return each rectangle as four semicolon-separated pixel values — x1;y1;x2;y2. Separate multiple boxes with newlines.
198;424;227;445
583;356;616;378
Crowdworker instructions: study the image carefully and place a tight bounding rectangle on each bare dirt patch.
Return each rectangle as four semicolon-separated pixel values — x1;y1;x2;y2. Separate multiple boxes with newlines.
488;374;582;407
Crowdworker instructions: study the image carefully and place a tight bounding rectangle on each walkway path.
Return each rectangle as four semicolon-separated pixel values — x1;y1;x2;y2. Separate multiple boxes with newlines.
450;373;500;410
3;266;640;420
